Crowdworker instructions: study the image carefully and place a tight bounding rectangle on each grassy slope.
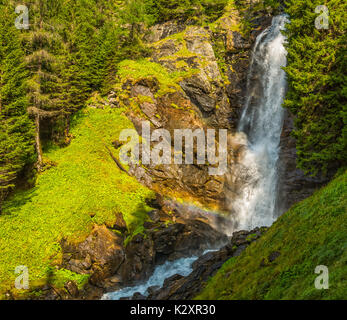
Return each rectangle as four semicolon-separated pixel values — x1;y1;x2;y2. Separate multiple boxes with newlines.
0;106;155;298
196;170;347;300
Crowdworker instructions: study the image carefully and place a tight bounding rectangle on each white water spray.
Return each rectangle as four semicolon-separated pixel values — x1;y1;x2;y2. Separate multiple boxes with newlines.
230;15;288;230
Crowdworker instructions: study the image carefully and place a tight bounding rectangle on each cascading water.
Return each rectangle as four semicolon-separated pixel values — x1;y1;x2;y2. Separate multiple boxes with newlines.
102;252;215;300
102;15;289;300
229;15;288;230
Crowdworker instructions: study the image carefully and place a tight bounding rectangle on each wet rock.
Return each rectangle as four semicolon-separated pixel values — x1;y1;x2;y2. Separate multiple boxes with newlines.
119;233;156;285
277;110;333;213
132;292;147;300
153;224;185;258
107;275;122;285
164;274;184;287
43;288;61;300
147;227;267;300
151;219;227;264
147;285;160;296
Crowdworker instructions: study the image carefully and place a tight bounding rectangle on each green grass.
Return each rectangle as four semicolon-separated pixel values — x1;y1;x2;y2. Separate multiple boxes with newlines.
0;106;155;298
196;170;347;300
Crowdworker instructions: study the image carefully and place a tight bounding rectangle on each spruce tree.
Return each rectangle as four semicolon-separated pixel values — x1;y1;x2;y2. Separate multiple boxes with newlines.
0;4;35;210
23;0;65;167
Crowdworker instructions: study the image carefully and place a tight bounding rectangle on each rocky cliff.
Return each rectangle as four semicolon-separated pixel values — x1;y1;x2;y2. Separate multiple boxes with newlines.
111;4;275;212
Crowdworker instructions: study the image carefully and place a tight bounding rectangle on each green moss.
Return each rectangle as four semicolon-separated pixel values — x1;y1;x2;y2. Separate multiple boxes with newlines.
175;59;189;69
209;0;240;32
0;106;155;297
48;268;90;290
245;233;258;242
162;46;197;61
154;29;203;63
196;170;347;300
171;102;189;110
116;59;198;97
136;95;155;104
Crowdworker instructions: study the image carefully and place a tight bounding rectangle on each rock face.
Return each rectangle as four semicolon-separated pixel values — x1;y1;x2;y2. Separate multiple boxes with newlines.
120;73;230;209
125;227;267;300
118;233;156;285
113;8;273;211
277;110;332;213
116;202;228;289
150;25;233;130
144;20;188;43
123;26;233;209
61;225;125;288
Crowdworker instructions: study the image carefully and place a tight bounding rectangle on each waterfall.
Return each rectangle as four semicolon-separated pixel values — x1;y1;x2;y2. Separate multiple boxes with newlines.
229;15;288;230
102;15;289;300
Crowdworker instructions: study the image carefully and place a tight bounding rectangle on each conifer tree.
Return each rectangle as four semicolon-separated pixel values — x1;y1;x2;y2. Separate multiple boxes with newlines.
0;4;35;210
284;0;347;175
23;0;65;167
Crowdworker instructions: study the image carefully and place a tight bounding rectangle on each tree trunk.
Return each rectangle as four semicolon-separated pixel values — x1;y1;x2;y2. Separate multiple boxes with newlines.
35;114;43;168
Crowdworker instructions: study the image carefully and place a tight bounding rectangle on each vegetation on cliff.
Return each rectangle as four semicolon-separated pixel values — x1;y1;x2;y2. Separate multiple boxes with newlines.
196;169;347;299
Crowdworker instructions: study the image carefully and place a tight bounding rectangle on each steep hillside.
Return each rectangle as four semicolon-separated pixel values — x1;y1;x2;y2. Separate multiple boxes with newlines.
0;105;155;298
196;170;347;300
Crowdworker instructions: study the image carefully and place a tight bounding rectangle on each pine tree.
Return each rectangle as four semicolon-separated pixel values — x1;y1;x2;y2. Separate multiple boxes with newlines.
23;0;65;167
0;4;35;210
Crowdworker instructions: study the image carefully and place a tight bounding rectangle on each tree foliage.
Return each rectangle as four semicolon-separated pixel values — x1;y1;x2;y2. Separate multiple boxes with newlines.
0;4;35;207
144;0;228;24
284;0;347;175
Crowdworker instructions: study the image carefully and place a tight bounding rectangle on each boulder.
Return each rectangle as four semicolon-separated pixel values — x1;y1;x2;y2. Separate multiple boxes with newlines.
61;225;125;287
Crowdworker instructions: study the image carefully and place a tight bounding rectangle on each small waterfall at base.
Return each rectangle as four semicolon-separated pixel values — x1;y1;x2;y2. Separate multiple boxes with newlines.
102;256;197;300
229;15;288;230
102;251;215;300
